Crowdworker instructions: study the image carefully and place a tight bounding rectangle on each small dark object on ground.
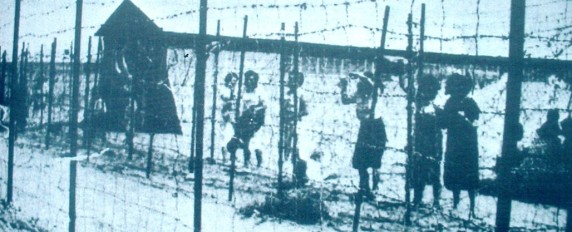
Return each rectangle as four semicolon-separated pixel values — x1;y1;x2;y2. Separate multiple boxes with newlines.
239;188;330;225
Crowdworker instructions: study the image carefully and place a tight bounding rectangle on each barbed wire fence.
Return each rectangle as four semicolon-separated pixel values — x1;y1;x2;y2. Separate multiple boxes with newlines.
0;0;571;231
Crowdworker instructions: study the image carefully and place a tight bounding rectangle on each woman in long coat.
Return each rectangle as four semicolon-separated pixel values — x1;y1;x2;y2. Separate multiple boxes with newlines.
439;73;480;215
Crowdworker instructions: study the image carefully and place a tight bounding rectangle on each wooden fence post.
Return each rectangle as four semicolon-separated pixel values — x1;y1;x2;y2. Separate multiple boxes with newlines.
39;45;45;128
353;6;390;232
418;4;425;82
83;36;92;149
404;12;414;226
146;134;155;178
278;22;286;194
7;0;22;205
208;20;221;163
46;38;56;149
68;42;73;113
370;6;390;119
70;0;83;157
229;15;248;202
189;106;196;171
194;0;208;230
496;0;525;231
68;160;77;232
291;22;300;184
17;43;26;133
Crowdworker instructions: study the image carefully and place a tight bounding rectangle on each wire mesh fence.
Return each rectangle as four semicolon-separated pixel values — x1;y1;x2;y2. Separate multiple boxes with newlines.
1;0;572;231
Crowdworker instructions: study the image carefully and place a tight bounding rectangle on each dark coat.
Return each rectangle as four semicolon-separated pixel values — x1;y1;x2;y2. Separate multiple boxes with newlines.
352;118;387;170
440;97;480;191
560;117;572;167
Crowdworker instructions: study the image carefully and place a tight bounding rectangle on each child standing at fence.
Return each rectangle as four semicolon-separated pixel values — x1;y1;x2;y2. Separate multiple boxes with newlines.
227;70;266;168
439;73;480;217
536;109;563;164
411;75;443;208
283;71;309;186
220;72;238;161
340;71;387;199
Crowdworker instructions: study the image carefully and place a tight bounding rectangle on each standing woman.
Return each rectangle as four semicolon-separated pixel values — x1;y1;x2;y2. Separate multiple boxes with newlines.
439;73;480;216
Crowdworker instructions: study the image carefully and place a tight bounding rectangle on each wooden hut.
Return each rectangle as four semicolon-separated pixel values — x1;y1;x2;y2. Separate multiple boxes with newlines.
95;0;181;134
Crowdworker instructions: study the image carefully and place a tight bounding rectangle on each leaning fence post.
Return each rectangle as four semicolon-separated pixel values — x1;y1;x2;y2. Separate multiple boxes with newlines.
46;38;56;149
68;160;77;232
229;15;248;202
371;6;390;122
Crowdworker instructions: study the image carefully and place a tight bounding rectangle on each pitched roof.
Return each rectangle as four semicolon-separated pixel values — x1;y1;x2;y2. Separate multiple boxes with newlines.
95;0;161;37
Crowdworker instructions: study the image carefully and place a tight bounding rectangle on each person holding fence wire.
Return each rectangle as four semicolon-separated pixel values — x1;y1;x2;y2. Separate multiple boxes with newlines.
439;73;480;217
340;71;387;200
226;70;266;168
411;75;444;209
284;71;309;186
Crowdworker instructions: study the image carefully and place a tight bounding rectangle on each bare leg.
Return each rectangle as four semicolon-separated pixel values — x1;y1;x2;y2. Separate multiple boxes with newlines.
469;190;476;218
413;183;424;207
372;168;380;190
358;168;370;192
243;137;251;167
432;183;441;208
452;190;460;209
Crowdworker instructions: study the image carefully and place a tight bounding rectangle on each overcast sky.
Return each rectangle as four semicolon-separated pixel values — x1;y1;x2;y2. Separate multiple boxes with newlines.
0;0;571;61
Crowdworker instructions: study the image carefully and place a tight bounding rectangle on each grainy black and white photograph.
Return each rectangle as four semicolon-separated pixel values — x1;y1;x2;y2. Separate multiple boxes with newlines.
0;0;571;231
